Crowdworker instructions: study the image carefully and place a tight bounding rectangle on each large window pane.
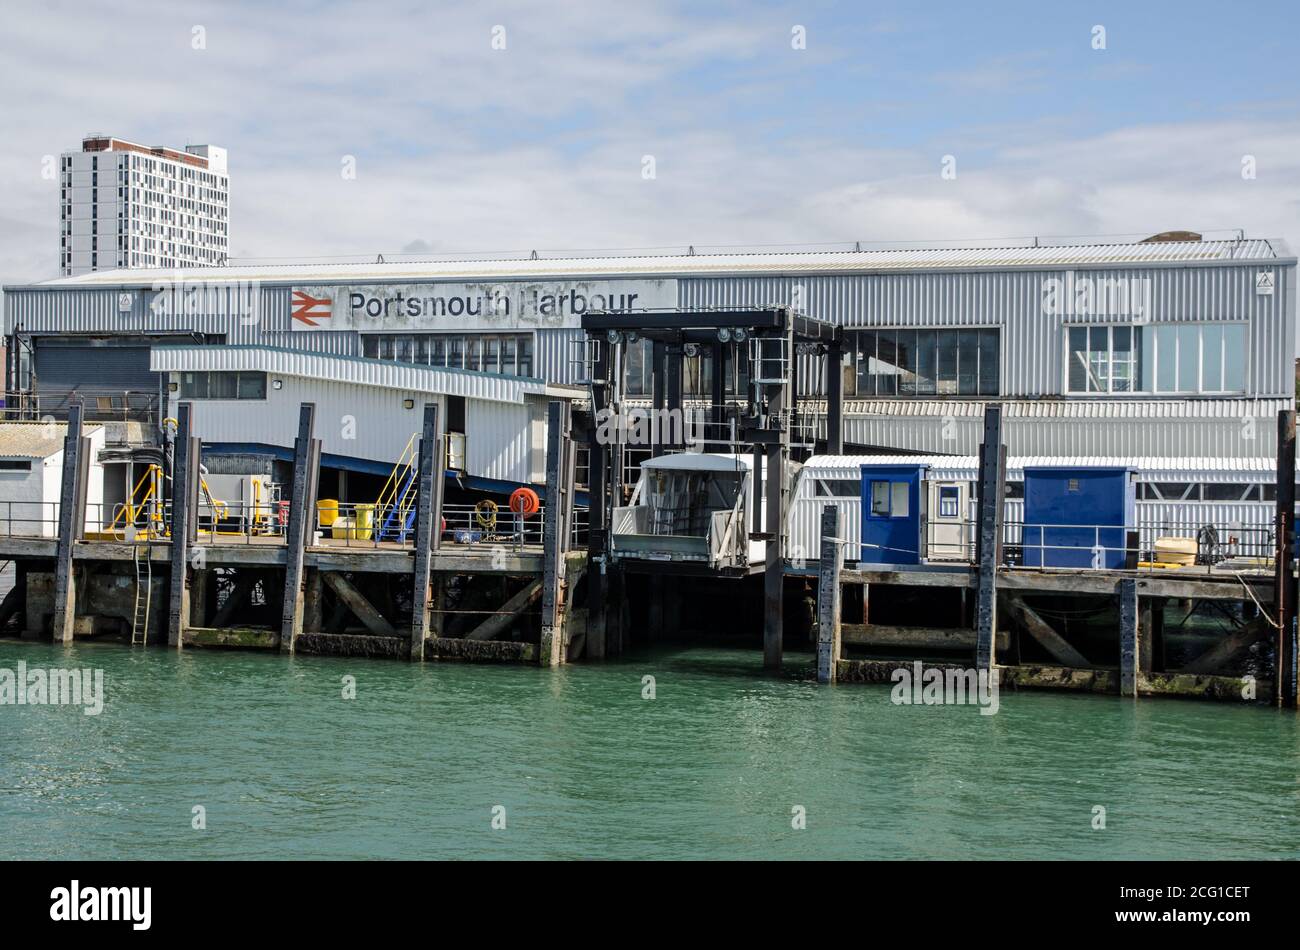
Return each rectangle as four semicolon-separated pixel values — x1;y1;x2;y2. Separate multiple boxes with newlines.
873;330;898;396
1176;325;1199;391
855;331;876;396
501;336;517;376
1201;324;1222;391
1223;325;1245;391
1155;325;1177;392
519;337;534;377
209;372;237;399
978;329;999;395
1139;326;1155;391
936;331;958;394
1088;326;1109;393
1068;327;1089;392
237;372;265;399
957;329;978;395
914;330;936;395
895;330;918;395
1111;325;1133;393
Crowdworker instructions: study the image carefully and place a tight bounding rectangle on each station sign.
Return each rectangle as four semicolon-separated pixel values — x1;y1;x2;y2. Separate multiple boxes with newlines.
288;279;677;331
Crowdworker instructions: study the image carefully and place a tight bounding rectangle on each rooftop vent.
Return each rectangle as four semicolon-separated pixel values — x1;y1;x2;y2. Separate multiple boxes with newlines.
1140;230;1203;243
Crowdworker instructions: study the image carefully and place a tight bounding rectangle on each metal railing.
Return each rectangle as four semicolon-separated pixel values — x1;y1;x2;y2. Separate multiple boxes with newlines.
0;494;590;551
908;515;1279;572
2;389;162;424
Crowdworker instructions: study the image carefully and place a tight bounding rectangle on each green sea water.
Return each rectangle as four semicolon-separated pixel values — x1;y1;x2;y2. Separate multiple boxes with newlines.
1;639;1297;860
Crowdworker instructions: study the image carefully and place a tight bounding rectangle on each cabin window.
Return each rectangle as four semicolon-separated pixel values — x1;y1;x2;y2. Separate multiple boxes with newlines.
938;486;960;518
814;478;860;498
869;480;910;517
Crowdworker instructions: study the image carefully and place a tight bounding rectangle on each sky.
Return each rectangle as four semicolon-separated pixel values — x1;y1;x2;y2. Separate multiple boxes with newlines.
1;0;1298;283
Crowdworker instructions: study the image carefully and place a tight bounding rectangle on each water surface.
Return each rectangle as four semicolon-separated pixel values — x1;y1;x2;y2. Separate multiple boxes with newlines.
1;640;1297;859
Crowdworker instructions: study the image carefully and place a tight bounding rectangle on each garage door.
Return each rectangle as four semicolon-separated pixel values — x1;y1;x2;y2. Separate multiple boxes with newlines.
33;338;160;417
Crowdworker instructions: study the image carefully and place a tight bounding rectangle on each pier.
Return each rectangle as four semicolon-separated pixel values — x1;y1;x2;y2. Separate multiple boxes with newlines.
0;307;1295;711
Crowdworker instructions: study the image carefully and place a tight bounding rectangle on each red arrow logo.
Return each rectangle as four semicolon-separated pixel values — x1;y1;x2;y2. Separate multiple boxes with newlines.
291;290;332;327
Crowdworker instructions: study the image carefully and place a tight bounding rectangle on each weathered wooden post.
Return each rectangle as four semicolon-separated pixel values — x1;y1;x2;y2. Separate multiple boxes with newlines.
167;403;195;647
1119;578;1140;698
410;403;442;661
279;403;316;654
52;402;84;644
586;343;610;660
974;404;1005;672
816;505;843;684
1274;409;1297;708
540;400;573;667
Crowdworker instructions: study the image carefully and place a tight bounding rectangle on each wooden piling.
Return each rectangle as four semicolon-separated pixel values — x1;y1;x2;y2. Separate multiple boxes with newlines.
167;404;195;647
974;404;1005;672
816;505;843;684
279;403;316;654
51;402;84;644
763;380;788;671
410;403;442;661
1119;578;1140;698
165;408;197;647
1274;409;1297;707
540;400;572;667
586;344;610;660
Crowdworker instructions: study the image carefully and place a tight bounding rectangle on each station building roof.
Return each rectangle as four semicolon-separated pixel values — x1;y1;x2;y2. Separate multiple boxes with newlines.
15;238;1293;291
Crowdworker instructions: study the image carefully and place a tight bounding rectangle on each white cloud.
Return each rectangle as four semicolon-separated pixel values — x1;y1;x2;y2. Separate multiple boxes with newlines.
1;2;1297;289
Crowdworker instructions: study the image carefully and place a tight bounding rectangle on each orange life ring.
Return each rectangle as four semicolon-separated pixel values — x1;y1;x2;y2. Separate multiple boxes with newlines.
508;487;540;517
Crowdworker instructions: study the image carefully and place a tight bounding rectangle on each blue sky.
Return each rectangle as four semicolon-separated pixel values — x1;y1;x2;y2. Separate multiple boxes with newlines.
1;0;1297;278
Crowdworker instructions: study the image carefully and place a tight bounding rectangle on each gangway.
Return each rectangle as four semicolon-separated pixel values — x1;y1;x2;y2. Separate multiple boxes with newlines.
375;433;421;542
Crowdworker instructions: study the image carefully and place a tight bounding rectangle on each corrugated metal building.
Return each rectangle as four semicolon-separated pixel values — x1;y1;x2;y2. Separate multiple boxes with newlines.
5;236;1295;468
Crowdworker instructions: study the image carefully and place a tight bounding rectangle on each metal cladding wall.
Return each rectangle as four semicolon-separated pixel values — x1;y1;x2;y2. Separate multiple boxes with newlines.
464;397;541;485
4;286;361;357
175;374;441;467
837;398;1289;458
677;262;1294;397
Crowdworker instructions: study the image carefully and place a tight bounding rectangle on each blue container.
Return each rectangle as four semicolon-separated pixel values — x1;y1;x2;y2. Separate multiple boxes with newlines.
859;464;927;565
1022;467;1135;569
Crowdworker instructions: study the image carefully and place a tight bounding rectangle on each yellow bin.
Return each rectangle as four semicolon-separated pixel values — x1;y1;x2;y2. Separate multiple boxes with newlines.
316;498;339;527
331;503;376;541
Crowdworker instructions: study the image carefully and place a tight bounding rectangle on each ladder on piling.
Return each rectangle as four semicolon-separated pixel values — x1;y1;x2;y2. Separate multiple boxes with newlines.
131;541;152;644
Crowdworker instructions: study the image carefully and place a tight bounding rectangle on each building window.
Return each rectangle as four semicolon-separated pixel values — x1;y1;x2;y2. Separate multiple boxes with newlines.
178;371;267;399
362;333;535;378
1067;325;1140;393
0;459;33;472
1067;323;1245;395
849;328;999;397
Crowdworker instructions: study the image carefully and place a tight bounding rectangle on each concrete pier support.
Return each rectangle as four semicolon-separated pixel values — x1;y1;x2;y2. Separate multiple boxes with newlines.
52;403;85;645
816;505;843;684
279;403;316;654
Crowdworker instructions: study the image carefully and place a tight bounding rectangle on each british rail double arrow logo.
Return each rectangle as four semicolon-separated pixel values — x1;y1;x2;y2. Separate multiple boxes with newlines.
291;290;333;326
